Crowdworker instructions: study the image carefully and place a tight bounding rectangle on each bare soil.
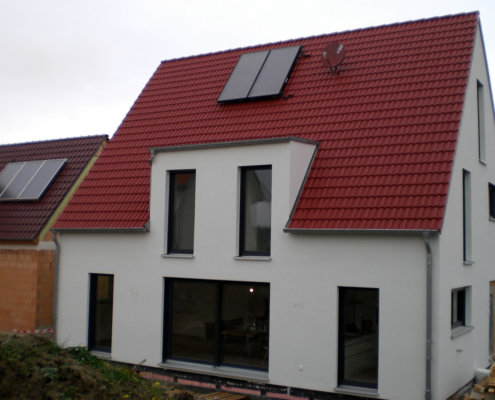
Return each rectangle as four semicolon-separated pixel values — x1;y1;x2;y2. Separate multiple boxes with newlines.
0;333;192;400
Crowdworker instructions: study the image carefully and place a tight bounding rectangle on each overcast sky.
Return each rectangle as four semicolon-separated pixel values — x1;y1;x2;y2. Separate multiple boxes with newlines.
1;0;494;145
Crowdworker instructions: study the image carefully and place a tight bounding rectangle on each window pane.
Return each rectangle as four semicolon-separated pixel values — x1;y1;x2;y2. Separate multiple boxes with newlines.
451;288;466;327
89;274;114;352
339;287;379;388
168;171;195;253
168;280;215;362
240;166;272;255
164;279;270;371
463;170;472;262
221;283;269;369
489;184;495;219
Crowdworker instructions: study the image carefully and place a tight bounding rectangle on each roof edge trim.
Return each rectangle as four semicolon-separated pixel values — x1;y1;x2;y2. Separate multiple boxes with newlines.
149;136;319;162
284;143;319;229
52;221;150;234
283;228;439;235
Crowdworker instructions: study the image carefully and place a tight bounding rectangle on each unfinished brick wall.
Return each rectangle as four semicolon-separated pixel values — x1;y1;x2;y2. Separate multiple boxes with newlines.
0;249;55;331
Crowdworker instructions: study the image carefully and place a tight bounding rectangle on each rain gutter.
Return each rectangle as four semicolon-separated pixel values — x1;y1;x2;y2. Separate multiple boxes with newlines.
285;227;436;400
51;230;60;342
423;232;433;400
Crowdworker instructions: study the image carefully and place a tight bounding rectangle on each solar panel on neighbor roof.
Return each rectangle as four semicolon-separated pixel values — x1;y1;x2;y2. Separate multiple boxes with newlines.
0;159;66;201
217;45;301;103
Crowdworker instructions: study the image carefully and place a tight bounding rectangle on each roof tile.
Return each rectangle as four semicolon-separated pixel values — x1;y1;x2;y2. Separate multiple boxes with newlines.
55;12;479;231
0;135;107;240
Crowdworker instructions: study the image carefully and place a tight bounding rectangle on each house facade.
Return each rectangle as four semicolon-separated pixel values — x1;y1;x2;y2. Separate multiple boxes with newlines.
54;13;495;400
0;135;107;332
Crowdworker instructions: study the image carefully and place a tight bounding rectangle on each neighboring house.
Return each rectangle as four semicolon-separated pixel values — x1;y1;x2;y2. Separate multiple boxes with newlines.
0;135;107;333
53;12;495;400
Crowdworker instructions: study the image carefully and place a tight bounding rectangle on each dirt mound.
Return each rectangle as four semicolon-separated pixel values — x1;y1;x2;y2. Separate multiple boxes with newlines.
0;333;169;400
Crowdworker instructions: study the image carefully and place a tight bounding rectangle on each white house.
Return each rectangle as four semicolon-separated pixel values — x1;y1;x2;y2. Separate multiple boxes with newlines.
53;12;495;400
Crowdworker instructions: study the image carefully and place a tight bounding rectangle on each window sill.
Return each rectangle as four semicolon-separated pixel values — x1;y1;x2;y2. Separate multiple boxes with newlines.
234;256;271;262
463;260;474;266
162;253;195;259
451;325;474;339
90;350;112;360
334;385;379;398
160;360;268;383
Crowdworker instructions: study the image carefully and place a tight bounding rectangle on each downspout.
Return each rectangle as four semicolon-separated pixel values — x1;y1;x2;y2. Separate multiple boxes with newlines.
423;232;433;400
52;229;60;342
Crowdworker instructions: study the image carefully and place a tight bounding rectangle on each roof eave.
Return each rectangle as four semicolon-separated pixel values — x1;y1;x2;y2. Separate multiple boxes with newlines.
52;221;150;234
283;228;439;236
149;136;319;162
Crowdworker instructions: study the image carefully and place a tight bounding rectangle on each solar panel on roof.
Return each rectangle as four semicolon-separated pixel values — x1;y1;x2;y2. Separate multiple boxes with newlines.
217;50;269;103
0;162;24;197
249;46;301;99
0;159;66;201
218;45;301;103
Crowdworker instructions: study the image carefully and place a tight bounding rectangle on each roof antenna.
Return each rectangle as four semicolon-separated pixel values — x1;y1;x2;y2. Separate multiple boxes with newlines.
322;42;345;74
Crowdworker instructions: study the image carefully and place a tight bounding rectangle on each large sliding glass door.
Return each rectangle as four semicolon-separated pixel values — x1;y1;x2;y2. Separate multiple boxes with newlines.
164;278;269;370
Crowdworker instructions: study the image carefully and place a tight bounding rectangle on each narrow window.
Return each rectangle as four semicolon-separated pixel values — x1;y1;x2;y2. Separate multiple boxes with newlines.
451;287;468;328
167;170;195;254
239;166;272;256
489;282;495;355
463;170;472;262
478;80;486;163
489;183;495;220
88;274;114;352
338;287;379;388
164;278;270;370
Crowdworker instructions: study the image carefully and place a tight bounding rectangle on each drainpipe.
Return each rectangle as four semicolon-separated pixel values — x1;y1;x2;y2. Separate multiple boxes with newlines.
52;230;60;342
423;233;433;400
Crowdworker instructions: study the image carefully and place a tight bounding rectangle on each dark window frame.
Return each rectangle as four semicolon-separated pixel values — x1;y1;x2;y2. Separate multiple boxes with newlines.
477;80;486;163
451;287;467;328
338;287;379;389
88;273;114;353
167;170;196;254
163;278;270;371
463;169;472;262
239;165;272;257
489;183;495;220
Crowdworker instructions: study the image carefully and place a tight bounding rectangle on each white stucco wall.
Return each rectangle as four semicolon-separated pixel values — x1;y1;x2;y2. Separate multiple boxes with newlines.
56;138;430;400
433;24;495;400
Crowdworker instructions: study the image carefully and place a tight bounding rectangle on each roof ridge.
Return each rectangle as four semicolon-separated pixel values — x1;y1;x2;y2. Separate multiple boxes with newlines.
159;11;479;65
0;134;109;148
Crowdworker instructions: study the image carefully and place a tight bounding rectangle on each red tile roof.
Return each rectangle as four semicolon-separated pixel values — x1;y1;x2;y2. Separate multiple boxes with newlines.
55;12;479;231
0;135;107;241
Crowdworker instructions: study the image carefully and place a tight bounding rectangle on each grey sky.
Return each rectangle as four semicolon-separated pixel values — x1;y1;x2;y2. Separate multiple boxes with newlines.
1;0;494;145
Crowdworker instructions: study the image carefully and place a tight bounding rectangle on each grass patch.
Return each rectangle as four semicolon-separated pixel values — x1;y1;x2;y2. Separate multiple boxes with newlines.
0;333;188;400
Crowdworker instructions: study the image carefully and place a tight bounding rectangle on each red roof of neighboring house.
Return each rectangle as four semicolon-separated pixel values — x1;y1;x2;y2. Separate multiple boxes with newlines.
0;135;107;241
55;12;479;232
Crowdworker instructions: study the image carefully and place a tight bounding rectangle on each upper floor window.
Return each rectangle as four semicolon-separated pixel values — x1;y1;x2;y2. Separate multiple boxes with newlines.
463;169;472;263
477;80;486;163
239;165;272;256
167;170;195;254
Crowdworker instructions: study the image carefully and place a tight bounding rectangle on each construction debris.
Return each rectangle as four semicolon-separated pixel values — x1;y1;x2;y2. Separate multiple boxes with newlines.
465;364;495;399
